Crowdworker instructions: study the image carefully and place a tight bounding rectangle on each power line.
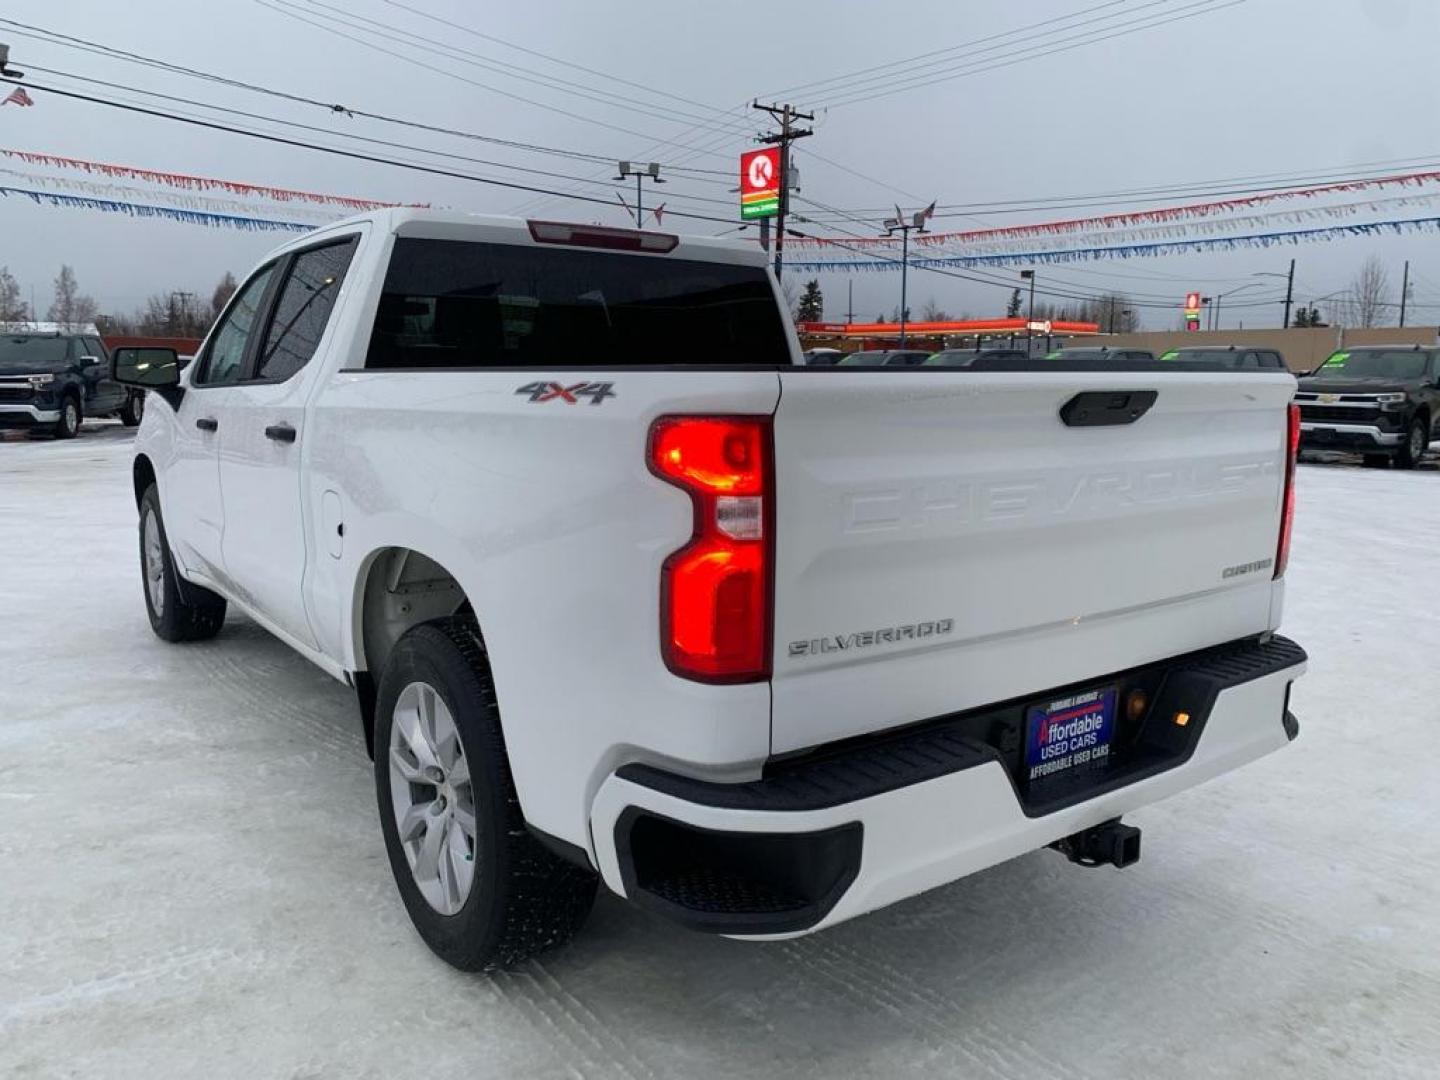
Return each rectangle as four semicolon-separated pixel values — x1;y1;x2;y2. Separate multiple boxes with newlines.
378;0;755;130
248;0;740;160
270;0;753;136
815;0;1247;110
17;65;740;217
769;0;1131;99
0;75;739;226
0;17;733;176
797;153;1440;223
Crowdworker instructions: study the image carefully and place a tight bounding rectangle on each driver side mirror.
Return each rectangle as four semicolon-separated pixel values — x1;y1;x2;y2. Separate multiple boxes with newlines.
112;347;181;388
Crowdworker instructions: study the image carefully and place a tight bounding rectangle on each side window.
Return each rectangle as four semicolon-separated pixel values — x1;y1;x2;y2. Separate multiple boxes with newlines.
1238;352;1260;369
82;337;105;361
195;263;278;386
1262;352;1285;370
254;238;358;383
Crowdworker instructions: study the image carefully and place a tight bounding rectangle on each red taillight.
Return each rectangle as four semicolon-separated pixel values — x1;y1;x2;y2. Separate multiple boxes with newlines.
1275;402;1300;578
649;416;772;682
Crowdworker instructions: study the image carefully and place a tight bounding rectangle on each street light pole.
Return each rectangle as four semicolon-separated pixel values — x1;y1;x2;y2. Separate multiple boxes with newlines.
615;161;664;226
1021;269;1036;351
883;204;933;349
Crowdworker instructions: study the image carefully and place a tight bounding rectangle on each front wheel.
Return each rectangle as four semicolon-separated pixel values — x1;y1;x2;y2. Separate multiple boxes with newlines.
120;391;144;427
1395;417;1429;469
53;395;81;439
139;484;227;641
375;617;597;971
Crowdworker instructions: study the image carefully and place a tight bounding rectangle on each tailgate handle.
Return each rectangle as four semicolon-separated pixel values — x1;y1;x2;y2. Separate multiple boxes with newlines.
1059;390;1157;427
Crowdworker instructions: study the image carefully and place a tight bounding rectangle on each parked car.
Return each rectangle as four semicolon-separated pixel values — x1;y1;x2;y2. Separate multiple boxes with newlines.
117;210;1307;971
924;348;1030;367
1295;345;1440;468
1159;345;1288;370
836;348;932;366
802;348;843;365
0;324;144;437
1045;346;1158;363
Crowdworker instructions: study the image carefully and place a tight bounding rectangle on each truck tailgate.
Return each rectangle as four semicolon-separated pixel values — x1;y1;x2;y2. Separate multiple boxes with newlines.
770;369;1295;754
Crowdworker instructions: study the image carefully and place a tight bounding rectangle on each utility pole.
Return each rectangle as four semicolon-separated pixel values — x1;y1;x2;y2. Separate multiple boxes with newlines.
1021;269;1037;352
1282;258;1295;329
846;279;854;325
1400;259;1411;327
753;101;813;281
616;161;663;226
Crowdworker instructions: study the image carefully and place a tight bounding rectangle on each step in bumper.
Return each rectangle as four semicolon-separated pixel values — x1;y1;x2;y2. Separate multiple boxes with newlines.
590;636;1306;938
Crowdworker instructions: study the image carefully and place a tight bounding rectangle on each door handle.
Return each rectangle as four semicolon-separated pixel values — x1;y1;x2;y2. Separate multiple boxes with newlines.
265;423;297;444
196;417;218;432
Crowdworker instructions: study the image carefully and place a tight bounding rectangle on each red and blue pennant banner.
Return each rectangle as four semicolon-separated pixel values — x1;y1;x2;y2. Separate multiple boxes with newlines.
784;216;1440;273
0;147;396;211
0;185;312;233
787;167;1440;250
0;167;339;225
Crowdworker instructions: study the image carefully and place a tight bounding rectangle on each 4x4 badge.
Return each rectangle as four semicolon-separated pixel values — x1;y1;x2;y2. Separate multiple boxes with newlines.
516;381;616;405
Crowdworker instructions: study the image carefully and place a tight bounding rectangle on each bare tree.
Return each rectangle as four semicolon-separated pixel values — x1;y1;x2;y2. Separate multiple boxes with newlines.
136;292;211;337
920;297;950;321
1336;256;1391;328
781;277;800;320
210;272;238;319
0;266;28;323
46;265;98;329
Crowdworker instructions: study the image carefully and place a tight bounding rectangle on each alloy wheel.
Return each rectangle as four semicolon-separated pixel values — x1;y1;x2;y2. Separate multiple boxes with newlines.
388;681;477;915
142;508;165;617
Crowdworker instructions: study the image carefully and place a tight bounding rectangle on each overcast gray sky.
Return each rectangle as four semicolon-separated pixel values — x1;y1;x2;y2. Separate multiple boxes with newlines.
2;0;1438;328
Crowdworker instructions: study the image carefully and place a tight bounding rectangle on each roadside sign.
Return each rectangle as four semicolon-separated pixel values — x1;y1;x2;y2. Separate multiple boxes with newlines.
1184;290;1201;331
740;147;781;220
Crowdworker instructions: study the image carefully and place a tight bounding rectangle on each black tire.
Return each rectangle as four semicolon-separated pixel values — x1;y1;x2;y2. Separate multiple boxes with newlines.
1396;417;1429;469
1362;454;1391;469
53;394;81;440
120;391;144;427
374;616;597;971
138;484;227;642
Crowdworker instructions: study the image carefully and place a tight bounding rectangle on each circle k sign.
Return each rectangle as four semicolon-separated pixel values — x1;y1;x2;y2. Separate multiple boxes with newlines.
739;147;781;220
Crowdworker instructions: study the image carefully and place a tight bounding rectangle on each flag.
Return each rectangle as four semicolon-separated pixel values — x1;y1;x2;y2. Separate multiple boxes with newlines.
919;200;936;223
2;87;34;108
652;203;665;226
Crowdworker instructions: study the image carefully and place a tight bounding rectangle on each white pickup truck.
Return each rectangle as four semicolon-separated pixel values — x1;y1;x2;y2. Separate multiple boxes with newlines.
115;210;1306;971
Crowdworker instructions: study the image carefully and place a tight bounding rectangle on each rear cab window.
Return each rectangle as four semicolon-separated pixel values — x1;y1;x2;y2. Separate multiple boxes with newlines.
365;238;791;369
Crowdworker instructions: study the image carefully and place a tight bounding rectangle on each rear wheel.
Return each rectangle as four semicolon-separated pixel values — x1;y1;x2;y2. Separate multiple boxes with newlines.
375;616;597;971
139;485;227;641
120;391;144;427
1396;417;1428;469
53;395;81;440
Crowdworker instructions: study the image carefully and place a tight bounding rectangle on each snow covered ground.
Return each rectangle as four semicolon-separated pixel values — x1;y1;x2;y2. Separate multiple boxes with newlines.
2;423;1439;1079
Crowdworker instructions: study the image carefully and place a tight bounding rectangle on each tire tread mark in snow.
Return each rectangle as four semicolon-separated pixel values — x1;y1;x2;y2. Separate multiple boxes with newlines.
492;960;657;1080
824;937;1089;1080
783;939;1084;1080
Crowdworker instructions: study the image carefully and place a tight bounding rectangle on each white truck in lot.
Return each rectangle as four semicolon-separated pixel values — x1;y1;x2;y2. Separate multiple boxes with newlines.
115;209;1307;970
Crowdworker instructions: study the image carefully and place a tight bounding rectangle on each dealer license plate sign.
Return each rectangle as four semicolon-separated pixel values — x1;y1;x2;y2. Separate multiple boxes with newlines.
1025;687;1117;782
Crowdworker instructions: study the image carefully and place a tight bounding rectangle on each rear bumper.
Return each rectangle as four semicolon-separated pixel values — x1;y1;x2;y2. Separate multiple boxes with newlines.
0;403;60;428
1299;422;1402;450
591;635;1306;938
